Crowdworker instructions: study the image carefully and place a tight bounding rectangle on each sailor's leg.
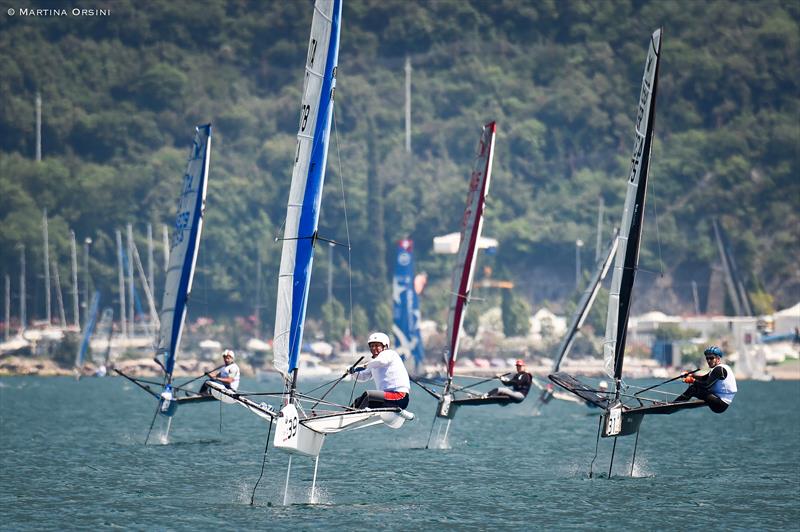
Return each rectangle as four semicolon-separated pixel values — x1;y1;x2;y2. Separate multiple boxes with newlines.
674;383;700;402
383;392;410;409
705;393;729;413
493;387;524;403
351;391;369;409
365;390;388;408
507;391;525;403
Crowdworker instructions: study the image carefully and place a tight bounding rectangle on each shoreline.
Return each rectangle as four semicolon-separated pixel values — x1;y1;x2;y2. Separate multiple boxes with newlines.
1;356;798;380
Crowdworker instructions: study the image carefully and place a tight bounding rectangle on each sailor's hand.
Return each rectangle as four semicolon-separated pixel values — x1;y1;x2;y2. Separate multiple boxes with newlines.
683;375;695;384
348;366;365;375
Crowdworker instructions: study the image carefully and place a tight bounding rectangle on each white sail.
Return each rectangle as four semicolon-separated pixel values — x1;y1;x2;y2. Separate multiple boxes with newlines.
157;125;211;379
273;0;340;377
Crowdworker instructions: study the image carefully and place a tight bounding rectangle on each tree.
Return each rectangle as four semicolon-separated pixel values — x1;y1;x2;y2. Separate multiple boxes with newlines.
501;288;531;337
321;297;348;343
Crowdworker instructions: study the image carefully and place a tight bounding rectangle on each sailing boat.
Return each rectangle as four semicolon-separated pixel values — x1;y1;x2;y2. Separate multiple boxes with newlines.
392;238;425;375
535;231;618;407
411;121;500;446
115;124;213;442
74;291;101;378
206;0;412;504
550;29;706;476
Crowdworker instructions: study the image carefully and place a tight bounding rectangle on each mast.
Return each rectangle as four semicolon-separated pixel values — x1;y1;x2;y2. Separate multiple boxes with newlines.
70;230;79;328
116;230;127;338
130;239;159;338
43;209;51;325
102;308;114;368
255;243;262;339
127;224;135;337
552;231;618;373
4;274;9;341
83;237;91;329
156;124;212;382
405;56;412;154
712;218;742;315
443;121;496;392
19;245;26;330
604;28;662;386
147;223;154;303
162;224;169;271
273;0;341;387
35;92;42;162
595;196;604;262
51;257;67;328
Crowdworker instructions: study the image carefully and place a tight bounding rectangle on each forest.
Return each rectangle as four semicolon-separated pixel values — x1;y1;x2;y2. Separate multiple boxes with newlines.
0;0;797;341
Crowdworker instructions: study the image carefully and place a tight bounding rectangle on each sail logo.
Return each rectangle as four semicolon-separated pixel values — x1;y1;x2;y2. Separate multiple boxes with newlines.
628;52;655;184
172;212;190;246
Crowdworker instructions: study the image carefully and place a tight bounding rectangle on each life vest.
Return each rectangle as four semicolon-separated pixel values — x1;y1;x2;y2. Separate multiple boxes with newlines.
710;363;737;404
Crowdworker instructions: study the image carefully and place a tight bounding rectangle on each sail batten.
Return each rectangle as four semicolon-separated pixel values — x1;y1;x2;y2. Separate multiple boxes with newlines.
273;0;341;378
444;122;496;384
603;28;662;382
157;124;211;381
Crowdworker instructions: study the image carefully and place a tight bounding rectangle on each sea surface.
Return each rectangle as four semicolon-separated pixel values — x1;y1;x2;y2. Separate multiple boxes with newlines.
1;375;798;531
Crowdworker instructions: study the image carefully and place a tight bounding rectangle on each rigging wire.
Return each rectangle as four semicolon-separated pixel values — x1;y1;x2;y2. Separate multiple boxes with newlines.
332;105;358;360
250;418;274;506
588;415;603;479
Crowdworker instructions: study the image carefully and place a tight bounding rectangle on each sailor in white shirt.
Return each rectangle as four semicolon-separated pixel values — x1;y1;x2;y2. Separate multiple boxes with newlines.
676;345;737;413
200;349;241;394
350;332;411;409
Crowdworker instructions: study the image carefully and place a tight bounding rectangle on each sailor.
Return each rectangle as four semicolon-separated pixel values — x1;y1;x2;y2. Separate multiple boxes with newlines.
349;332;411;409
486;359;533;403
200;349;241;394
585;380;608;409
539;382;556;404
675;345;737;413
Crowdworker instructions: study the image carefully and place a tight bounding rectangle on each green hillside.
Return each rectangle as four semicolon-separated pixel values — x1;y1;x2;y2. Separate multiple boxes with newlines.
1;0;797;337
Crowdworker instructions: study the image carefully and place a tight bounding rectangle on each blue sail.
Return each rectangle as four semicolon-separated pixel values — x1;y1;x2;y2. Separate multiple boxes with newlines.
75;291;101;368
392;239;425;371
274;0;342;377
157;124;212;380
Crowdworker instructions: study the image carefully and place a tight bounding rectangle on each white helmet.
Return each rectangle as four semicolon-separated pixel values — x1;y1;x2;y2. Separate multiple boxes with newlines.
367;332;390;348
222;349;235;360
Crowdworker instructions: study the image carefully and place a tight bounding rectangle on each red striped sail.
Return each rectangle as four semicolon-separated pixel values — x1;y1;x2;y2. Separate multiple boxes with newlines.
444;121;496;382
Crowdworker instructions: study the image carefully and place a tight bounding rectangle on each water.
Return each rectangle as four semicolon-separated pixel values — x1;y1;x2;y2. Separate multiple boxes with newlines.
1;376;798;530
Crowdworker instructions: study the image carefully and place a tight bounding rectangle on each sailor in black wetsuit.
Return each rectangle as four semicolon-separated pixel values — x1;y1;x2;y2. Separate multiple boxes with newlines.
676;345;738;413
486;359;532;404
